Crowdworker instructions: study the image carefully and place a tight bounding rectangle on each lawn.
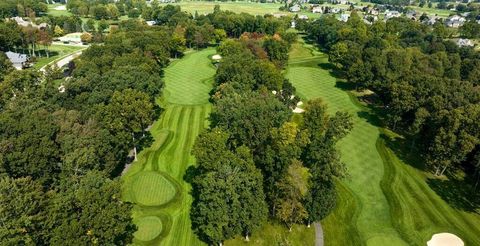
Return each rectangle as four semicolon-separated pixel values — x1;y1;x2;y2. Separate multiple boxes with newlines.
227;222;315;246
122;48;216;246
285;37;480;245
46;4;72;17
158;1;320;18
33;44;84;69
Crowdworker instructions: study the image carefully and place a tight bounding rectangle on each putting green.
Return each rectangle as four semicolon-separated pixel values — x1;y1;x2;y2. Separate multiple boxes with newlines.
134;216;163;242
131;171;176;206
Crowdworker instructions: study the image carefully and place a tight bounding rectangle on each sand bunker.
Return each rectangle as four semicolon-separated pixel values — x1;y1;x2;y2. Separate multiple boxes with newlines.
292;101;305;113
427;233;464;246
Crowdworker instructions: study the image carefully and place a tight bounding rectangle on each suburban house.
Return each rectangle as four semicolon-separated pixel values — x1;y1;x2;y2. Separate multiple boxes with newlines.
423;16;440;25
457;38;474;47
384;10;401;20
8;16;48;29
330;0;349;5
445;15;466;27
312;6;324;13
146;20;156;26
289;4;301;12
331;8;342;14
340;13;350;22
5;51;29;70
298;15;309;20
406;10;417;21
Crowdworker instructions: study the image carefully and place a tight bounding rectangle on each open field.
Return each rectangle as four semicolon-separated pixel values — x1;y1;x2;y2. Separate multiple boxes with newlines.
122;48;216;245
227;222;315;246
32;44;84;69
47;4;72;17
158;1;320;18
285;38;480;245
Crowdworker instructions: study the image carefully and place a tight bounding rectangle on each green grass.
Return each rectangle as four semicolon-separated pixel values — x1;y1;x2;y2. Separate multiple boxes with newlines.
129;171;176;206
123;48;217;245
226;222;315;246
134;216;164;242
33;44;84;69
47;4;72;17
163;49;216;105
158;1;321;18
285;38;480;245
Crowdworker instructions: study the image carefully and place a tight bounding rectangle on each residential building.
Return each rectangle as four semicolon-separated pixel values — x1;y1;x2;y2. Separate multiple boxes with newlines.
457;38;474;47
5;51;29;70
445;15;466;27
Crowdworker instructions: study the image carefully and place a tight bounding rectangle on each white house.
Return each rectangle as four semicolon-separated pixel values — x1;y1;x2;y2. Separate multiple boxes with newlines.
385;10;401;20
312;6;324;13
457;38;474;47
445;15;466;27
340;13;350;22
298;15;309;20
289;4;301;12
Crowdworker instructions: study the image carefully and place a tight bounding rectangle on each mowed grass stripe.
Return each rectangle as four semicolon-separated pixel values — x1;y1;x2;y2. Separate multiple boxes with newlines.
286;40;407;245
163;48;216;105
286;38;480;245
124;48;216;245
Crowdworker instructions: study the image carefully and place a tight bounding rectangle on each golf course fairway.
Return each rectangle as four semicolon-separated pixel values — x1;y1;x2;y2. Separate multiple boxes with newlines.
286;38;480;246
122;48;216;245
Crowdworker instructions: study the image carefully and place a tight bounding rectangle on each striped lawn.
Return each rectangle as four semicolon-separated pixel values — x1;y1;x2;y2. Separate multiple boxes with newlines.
285;39;480;246
123;48;216;245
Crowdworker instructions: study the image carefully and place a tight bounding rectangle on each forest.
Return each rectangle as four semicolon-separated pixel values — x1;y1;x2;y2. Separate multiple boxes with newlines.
1;1;480;245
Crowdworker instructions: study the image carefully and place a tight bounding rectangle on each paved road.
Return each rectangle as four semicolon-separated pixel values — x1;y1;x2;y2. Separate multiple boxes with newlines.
39;49;85;73
314;222;324;246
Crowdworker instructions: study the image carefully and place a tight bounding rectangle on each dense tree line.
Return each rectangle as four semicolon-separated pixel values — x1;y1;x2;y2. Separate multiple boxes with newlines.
305;13;480;179
0;0;47;18
0;21;182;244
190;34;352;245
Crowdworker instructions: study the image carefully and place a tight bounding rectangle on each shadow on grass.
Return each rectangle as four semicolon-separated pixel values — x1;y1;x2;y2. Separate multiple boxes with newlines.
427;174;480;213
381;133;426;171
335;81;356;91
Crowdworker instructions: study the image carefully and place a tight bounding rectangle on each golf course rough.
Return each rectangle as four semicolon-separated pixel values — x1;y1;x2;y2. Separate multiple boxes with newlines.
122;48;216;245
286;39;480;246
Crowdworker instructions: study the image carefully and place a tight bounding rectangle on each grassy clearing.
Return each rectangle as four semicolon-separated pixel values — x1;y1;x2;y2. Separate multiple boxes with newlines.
130;171;176;206
227;221;315;246
133;216;163;242
163;49;216;105
33;44;84;69
158;1;320;18
161;1;283;16
285;38;480;245
47;4;72;17
123;48;216;245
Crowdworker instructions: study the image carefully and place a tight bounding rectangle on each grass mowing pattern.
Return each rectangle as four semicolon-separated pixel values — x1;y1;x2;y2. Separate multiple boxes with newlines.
123;48;216;245
134;216;163;242
285;39;480;245
164;49;216;105
131;171;176;206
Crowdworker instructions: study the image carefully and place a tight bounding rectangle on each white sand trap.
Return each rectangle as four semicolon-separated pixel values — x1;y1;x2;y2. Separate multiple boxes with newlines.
212;54;222;60
54;5;67;11
427;233;464;246
297;101;303;106
293;107;305;113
